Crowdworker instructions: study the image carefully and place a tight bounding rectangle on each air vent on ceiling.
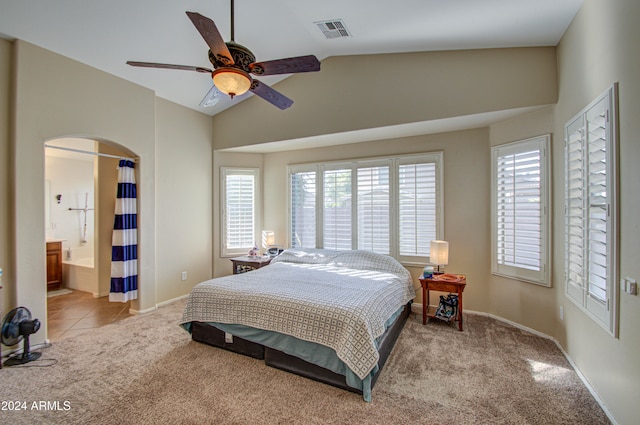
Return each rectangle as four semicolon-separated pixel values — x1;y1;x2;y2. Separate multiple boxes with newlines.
315;19;351;39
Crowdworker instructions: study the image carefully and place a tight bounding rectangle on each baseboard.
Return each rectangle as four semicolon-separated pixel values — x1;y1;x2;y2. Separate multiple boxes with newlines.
412;303;618;425
156;293;189;307
550;337;618;425
129;306;156;315
129;293;190;315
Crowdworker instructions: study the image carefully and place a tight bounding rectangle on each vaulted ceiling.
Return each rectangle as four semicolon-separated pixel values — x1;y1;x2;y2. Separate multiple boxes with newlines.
0;0;583;116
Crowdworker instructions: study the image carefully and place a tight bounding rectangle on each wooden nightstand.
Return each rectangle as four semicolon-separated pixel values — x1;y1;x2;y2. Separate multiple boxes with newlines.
230;256;272;274
420;274;466;331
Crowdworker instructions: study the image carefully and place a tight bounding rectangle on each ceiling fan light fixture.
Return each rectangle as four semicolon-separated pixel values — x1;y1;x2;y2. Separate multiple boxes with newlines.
212;68;252;98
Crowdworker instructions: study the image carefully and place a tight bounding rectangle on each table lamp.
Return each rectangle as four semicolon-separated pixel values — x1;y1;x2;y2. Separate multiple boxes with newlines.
430;240;449;274
262;230;275;249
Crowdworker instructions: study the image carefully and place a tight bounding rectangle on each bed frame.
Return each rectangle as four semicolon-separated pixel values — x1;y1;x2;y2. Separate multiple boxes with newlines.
190;302;411;396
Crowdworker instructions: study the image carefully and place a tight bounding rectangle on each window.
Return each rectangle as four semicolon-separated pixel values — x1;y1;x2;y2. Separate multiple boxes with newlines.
564;84;618;336
398;161;438;260
290;168;316;249
288;153;443;264
221;168;258;257
491;135;550;286
323;167;352;250
357;165;390;254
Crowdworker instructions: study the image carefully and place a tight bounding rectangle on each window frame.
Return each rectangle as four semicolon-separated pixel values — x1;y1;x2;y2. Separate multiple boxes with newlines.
491;134;551;286
396;155;442;265
287;152;443;266
220;167;260;257
564;84;619;337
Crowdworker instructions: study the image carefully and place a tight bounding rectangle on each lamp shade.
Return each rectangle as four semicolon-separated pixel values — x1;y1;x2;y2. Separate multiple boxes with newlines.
212;68;252;98
262;230;275;248
430;240;449;266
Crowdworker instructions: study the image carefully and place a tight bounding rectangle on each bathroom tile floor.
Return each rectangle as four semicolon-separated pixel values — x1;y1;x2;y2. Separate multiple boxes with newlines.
47;289;132;341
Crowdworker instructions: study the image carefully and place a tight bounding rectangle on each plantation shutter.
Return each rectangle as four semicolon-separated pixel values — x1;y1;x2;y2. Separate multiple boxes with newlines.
564;84;618;335
323;168;352;250
492;136;550;285
398;162;436;258
565;116;586;303
585;100;609;305
222;169;256;256
496;149;541;269
357;165;390;254
290;169;317;248
287;152;443;262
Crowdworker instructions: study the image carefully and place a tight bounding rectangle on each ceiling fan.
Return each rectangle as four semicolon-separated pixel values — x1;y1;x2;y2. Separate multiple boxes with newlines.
127;0;321;110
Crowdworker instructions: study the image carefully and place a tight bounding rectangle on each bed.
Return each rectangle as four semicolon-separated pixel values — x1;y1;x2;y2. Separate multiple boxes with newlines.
180;249;416;401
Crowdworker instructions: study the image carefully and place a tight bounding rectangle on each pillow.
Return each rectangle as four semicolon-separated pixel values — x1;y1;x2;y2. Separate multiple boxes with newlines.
330;250;411;278
272;249;411;280
270;248;340;265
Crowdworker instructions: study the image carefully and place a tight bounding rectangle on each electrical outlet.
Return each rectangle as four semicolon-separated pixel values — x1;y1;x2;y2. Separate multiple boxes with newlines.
181;271;187;281
559;305;564;321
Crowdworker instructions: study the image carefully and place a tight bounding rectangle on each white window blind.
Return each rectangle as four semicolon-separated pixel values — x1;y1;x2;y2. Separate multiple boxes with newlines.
564;84;618;336
323;168;352;250
290;169;316;248
221;168;258;256
586;105;608;303
566;115;585;300
357;166;390;254
491;135;550;286
497;149;541;269
398;162;437;259
288;152;443;263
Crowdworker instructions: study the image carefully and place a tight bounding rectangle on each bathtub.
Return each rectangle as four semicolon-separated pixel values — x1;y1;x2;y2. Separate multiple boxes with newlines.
63;257;98;295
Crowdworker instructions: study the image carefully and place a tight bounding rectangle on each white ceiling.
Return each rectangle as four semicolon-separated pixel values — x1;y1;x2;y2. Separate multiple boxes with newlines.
0;0;582;118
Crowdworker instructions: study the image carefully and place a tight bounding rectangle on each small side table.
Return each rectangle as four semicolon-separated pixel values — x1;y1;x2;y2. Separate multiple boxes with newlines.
230;256;272;274
420;274;466;331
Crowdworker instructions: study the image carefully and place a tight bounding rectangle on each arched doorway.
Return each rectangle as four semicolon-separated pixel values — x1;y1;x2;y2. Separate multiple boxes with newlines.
43;137;139;341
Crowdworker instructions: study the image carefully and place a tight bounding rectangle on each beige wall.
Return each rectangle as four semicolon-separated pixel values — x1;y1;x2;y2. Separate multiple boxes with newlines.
155;98;213;301
7;40;212;343
551;0;640;423
212;151;263;277
213;47;558;150
12;40;155;339
488;106;558;335
0;39;11;315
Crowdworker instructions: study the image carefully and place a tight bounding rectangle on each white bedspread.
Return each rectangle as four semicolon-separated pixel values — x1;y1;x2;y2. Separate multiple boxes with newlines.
180;249;415;379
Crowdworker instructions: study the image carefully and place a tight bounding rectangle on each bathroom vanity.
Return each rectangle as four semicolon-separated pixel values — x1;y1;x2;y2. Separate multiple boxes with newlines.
46;241;63;291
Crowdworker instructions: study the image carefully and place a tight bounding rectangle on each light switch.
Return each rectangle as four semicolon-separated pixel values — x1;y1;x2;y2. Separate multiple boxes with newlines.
622;277;637;295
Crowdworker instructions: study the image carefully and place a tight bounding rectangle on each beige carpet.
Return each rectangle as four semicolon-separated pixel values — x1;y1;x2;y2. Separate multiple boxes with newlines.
0;299;609;424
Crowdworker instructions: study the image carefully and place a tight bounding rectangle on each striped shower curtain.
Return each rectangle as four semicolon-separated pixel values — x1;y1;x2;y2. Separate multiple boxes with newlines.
110;159;138;302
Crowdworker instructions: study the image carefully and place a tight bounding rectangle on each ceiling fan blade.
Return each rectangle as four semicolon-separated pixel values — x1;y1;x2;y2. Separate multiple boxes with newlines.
127;61;212;74
249;80;293;110
186;11;234;66
249;55;321;76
